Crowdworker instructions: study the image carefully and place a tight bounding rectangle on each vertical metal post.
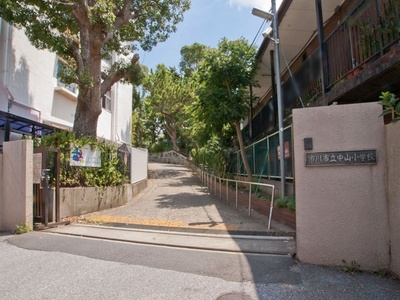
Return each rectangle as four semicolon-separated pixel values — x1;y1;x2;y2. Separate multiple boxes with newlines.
375;0;384;56
214;176;217;195
253;144;256;175
235;182;238;210
4;116;10;142
315;0;328;94
226;180;228;203
219;178;222;199
271;0;286;198
248;183;252;217
268;186;275;230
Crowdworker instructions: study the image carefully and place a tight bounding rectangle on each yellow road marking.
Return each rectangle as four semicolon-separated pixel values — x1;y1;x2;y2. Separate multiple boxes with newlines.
85;215;239;231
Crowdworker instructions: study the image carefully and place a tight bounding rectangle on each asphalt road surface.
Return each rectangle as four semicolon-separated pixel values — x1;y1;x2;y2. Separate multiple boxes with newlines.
1;162;399;299
2;232;400;300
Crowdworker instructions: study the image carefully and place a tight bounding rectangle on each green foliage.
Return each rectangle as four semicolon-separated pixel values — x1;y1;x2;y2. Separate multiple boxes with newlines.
0;0;190;137
194;38;258;179
196;38;258;129
149;138;173;153
38;131;127;187
191;134;229;176
275;196;296;211
341;260;362;273
14;223;31;235
379;91;400;122
143;64;198;151
179;43;210;77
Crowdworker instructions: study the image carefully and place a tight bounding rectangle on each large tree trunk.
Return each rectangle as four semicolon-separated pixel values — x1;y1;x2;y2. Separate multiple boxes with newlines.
165;124;179;152
163;113;179;152
73;91;102;137
234;120;252;181
72;28;103;138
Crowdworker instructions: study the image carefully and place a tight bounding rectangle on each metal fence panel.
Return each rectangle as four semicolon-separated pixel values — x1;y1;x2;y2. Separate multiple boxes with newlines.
230;126;293;179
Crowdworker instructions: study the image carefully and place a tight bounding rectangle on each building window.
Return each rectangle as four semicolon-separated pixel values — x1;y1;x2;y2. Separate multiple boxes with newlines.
102;90;112;111
55;59;78;94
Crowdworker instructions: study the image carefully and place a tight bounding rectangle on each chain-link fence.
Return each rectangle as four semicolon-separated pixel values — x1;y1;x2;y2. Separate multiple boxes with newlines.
229;125;293;179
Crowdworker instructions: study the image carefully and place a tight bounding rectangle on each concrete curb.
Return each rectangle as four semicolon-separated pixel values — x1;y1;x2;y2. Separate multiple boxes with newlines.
45;224;296;255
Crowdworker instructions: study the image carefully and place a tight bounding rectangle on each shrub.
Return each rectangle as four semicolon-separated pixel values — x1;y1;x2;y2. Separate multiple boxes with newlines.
14;223;31;234
275;196;296;211
379;91;400;122
37;131;128;187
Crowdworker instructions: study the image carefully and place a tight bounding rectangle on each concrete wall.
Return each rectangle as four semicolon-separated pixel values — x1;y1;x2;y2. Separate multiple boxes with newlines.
2;140;33;232
60;180;147;218
386;122;400;276
131;148;148;184
293;103;390;271
149;151;187;165
0;153;3;230
115;82;133;145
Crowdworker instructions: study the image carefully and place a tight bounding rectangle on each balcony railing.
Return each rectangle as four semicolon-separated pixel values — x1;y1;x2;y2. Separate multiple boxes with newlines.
57;80;78;94
325;0;400;88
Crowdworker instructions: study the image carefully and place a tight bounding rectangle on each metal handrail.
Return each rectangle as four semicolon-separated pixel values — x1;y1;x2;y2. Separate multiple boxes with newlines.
193;166;276;229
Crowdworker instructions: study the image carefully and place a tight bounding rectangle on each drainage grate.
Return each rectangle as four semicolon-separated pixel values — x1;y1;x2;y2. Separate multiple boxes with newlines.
216;292;253;300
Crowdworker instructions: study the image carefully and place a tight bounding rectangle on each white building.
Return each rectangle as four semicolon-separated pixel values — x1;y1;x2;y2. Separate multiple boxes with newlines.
0;19;133;146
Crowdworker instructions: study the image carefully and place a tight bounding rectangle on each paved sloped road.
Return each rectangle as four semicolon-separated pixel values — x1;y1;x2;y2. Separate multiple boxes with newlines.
79;162;293;235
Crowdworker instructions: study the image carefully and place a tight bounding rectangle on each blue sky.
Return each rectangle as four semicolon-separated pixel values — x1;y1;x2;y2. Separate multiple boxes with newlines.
139;0;282;71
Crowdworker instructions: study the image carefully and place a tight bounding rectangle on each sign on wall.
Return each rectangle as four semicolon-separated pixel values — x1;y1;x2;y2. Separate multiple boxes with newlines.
277;141;291;160
306;150;377;166
70;145;101;167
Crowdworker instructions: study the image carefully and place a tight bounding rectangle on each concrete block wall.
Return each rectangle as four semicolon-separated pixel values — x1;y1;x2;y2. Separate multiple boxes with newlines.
386;122;400;276
0;153;3;230
60;180;148;218
293;103;390;271
1;140;33;232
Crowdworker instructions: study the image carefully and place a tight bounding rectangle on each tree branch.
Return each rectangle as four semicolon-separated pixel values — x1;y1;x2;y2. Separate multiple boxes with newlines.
115;0;135;28
100;54;140;96
67;37;83;73
71;0;91;28
225;78;232;99
103;0;135;43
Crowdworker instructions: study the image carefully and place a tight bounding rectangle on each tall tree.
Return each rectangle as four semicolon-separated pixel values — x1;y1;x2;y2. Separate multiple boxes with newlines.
143;64;197;152
196;38;258;180
0;0;190;137
179;43;209;77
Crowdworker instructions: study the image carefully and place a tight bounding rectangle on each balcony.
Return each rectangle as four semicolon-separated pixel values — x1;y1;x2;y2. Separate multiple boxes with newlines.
245;0;400;145
55;80;78;100
320;0;400;105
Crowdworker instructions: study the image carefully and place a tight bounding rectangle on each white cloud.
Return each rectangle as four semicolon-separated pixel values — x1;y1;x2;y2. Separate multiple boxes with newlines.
227;0;282;11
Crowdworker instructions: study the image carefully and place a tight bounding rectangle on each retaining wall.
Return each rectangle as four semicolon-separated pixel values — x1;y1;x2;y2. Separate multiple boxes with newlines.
60;179;148;218
149;150;187;165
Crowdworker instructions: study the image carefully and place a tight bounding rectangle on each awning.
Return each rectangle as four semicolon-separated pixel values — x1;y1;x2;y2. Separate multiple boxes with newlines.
0;110;58;146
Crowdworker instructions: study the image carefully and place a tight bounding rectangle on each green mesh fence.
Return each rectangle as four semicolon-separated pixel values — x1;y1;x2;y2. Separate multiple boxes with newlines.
229;126;293;178
246;146;254;174
268;132;280;177
254;139;268;175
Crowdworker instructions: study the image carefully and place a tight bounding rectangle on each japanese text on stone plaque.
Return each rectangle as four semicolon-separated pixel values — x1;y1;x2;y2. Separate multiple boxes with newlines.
306;150;377;166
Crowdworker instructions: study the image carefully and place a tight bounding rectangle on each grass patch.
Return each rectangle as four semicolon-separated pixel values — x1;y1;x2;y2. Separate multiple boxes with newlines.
14;223;31;235
275;196;296;211
341;260;362;273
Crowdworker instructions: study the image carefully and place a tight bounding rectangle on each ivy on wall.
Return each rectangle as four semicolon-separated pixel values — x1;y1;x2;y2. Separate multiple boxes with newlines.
36;131;128;187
